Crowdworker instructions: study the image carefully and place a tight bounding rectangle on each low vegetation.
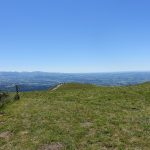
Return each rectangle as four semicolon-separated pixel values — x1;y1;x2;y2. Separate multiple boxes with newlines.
0;83;150;149
0;92;10;108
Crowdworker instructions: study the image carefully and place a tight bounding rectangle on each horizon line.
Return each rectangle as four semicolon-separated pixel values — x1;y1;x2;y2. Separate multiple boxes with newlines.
0;70;150;74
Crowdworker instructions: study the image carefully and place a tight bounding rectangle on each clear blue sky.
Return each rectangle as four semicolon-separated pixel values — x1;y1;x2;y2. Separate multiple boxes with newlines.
0;0;150;73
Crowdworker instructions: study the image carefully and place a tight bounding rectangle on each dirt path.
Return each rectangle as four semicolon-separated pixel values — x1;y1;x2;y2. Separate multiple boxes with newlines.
51;84;63;91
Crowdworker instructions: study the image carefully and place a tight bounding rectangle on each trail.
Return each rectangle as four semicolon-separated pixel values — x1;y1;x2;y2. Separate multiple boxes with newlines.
51;84;63;91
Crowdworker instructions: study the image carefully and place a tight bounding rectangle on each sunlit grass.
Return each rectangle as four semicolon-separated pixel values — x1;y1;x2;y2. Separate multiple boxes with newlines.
0;83;150;149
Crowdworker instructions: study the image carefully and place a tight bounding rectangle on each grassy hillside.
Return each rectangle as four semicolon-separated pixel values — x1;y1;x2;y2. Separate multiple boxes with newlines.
0;83;150;150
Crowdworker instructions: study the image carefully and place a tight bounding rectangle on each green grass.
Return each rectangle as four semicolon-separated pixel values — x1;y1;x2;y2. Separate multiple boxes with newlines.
0;83;150;150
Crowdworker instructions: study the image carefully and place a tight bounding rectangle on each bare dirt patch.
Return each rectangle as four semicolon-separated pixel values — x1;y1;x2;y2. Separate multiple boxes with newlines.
39;143;63;150
80;122;93;128
0;131;12;140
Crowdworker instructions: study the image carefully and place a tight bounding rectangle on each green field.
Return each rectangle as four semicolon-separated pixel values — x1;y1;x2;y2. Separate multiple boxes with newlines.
0;83;150;150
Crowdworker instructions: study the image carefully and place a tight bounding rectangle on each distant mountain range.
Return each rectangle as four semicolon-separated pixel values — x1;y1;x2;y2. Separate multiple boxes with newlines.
0;71;150;91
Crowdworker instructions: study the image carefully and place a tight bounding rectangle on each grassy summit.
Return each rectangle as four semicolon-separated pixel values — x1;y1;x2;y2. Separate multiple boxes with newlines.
0;83;150;150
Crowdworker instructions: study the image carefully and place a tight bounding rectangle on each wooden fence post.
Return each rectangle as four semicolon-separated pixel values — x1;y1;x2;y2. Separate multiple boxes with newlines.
14;85;20;100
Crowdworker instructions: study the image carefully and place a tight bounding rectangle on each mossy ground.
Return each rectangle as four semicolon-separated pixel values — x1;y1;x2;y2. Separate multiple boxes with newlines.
0;83;150;149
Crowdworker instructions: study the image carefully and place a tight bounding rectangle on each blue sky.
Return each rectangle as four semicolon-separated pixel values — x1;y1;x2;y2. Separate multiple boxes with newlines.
0;0;150;73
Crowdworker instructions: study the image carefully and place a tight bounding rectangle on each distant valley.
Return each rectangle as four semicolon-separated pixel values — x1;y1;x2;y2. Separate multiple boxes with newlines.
0;71;150;91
